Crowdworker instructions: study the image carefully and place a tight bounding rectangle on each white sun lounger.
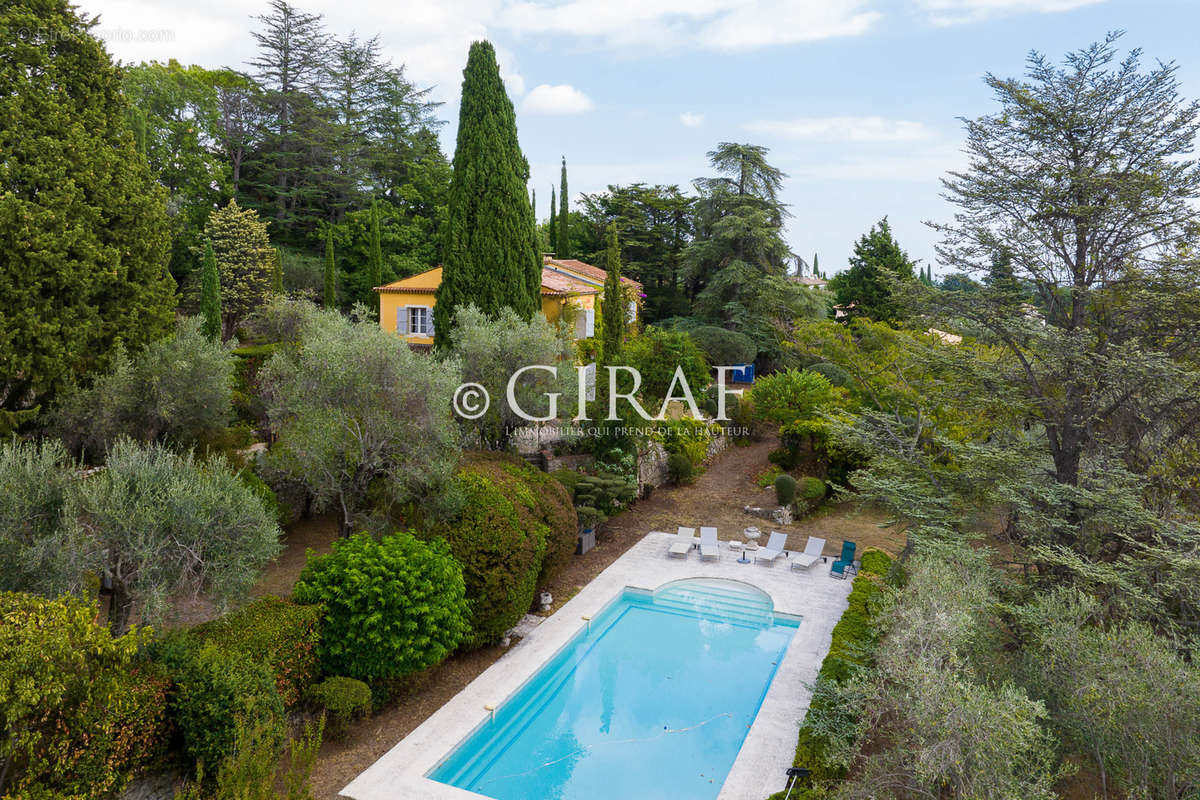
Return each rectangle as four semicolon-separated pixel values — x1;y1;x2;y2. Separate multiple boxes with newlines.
668;527;695;557
699;527;719;560
754;531;788;564
790;536;827;570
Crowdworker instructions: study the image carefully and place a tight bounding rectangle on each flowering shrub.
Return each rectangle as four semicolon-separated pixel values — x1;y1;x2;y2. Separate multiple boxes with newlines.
0;592;169;798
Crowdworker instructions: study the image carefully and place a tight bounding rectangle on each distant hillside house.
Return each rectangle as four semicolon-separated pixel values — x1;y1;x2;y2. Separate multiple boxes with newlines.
375;256;642;346
790;275;829;289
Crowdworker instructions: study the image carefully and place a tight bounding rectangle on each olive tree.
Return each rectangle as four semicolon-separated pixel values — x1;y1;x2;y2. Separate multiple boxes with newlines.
68;439;281;635
53;316;234;457
260;301;462;536
1018;589;1200;799
445;304;577;449
816;545;1062;800
0;439;92;599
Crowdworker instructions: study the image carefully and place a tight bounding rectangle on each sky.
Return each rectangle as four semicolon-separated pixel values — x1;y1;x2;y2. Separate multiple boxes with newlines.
80;0;1200;276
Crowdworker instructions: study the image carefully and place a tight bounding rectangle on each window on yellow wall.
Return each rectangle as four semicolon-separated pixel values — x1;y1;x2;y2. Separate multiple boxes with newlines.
408;306;432;336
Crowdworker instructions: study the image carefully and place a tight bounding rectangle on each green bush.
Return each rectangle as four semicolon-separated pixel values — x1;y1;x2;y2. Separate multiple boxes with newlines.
779;549;894;792
425;461;549;648
184;596;320;708
653;416;715;467
0;592;169;798
667;452;695;485
807;361;853;388
859;548;892;577
236;466;288;528
620;327;710;405
797;476;827;501
573;471;636;518
748;369;840;428
768;446;798;470
687;325;757;366
501;460;578;585
775;473;798;505
550;468;584;496
293;531;469;683
305;676;371;739
151;635;285;776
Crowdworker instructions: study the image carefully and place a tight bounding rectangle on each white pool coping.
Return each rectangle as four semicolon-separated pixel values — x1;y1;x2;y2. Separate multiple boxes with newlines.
340;531;854;800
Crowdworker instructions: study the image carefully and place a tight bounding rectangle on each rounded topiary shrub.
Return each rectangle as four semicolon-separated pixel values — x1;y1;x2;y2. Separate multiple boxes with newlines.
687;325;757;367
667;452;695;485
797;476;827;501
293;531;470;684
305;676;372;739
426;457;550;648
775;473;798;505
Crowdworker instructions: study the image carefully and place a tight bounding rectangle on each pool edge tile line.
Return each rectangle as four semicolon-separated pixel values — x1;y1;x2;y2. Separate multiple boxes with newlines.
339;531;854;800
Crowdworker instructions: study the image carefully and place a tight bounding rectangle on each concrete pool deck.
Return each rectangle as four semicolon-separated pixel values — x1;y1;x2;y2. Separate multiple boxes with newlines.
340;530;855;800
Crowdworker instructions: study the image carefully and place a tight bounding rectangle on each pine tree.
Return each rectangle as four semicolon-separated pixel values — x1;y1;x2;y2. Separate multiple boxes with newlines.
368;201;383;293
199;241;222;340
0;0;175;414
324;227;337;309
272;248;285;295
600;222;625;363
549;186;558;254
831;217;916;323
813;252;819;277
558;157;570;258
434;41;540;347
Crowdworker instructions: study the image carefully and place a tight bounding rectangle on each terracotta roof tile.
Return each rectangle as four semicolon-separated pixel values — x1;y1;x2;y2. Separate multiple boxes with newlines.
544;257;643;289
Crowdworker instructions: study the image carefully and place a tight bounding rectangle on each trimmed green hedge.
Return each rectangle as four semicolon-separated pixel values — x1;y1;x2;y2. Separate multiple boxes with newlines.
775;474;798;505
426;456;553;648
184;596;320;708
766;548;894;799
151;635;285;777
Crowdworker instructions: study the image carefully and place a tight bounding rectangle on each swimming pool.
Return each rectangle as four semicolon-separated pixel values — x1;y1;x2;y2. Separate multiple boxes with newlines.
429;578;800;800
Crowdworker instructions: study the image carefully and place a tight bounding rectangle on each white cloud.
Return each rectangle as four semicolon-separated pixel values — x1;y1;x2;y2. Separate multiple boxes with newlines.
499;0;881;50
679;111;705;128
745;116;936;142
913;0;1105;26
788;144;967;182
522;84;595;114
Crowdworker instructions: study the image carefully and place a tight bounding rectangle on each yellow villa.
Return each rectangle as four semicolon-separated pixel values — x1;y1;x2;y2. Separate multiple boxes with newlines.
375;256;642;346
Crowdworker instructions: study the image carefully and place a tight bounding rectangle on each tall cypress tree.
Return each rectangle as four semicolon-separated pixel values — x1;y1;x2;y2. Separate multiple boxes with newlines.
324;228;336;309
549;186;558;254
0;0;175;415
600;222;625;363
558;157;570;258
199;241;222;340
368;201;383;293
434;41;540;348
812;252;820;278
272;247;285;295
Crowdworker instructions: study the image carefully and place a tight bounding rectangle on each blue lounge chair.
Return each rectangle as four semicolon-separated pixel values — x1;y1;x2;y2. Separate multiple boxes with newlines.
831;540;857;579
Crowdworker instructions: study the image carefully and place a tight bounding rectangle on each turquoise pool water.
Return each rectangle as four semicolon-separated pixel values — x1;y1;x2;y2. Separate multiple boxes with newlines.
429;579;799;800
